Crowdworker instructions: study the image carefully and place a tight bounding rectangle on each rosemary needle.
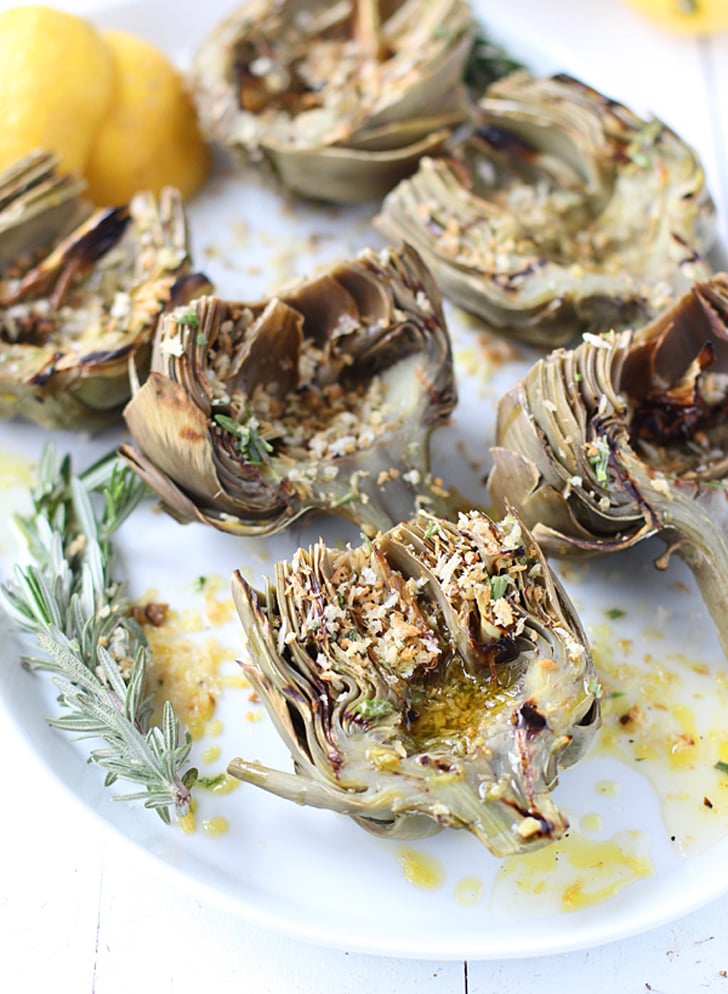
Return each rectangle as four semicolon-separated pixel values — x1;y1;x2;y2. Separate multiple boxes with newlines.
0;445;197;823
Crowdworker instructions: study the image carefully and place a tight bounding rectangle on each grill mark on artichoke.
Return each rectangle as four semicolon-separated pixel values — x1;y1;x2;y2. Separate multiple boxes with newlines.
228;508;599;856
122;244;456;536
0;152;208;430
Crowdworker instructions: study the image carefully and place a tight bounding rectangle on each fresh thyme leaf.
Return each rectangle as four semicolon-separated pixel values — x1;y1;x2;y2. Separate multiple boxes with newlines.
605;607;626;619
0;445;194;824
716;760;728;776
214;412;274;465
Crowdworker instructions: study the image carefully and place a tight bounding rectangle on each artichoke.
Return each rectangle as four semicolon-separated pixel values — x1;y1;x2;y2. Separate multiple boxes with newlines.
376;72;715;346
191;0;474;203
0;156;208;430
121;244;456;536
489;274;728;657
0;150;89;270
228;508;599;856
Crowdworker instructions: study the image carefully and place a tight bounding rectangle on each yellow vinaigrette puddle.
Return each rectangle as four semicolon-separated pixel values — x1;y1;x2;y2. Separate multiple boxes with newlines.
395;821;652;914
587;618;728;854
397;848;446;890
134;572;260;839
491;827;652;915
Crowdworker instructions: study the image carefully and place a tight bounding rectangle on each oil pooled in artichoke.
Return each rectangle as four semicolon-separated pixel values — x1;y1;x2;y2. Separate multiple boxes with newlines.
228;508;600;857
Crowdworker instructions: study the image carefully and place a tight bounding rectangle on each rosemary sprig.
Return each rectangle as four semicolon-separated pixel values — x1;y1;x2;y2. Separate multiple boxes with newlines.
464;31;524;98
0;445;197;823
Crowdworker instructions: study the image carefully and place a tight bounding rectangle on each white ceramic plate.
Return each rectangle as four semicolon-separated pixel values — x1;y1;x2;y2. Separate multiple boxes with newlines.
1;0;727;961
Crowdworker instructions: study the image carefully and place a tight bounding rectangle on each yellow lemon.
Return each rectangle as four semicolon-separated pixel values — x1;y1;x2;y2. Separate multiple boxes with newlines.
0;5;114;175
623;0;728;34
85;30;210;205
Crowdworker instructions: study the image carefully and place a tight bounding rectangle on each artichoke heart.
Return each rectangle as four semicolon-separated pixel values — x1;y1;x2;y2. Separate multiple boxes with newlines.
0;153;209;430
228;509;599;857
191;0;474;202
489;273;728;658
121;244;456;535
376;72;715;345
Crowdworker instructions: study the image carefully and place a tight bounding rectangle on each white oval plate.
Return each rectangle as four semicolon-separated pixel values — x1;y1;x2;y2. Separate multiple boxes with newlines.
1;0;727;961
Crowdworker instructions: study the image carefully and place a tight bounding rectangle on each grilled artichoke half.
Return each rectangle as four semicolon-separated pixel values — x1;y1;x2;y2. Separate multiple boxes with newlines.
121;244;456;536
376;72;715;346
228;509;599;856
0;157;208;430
489;274;728;657
191;0;474;203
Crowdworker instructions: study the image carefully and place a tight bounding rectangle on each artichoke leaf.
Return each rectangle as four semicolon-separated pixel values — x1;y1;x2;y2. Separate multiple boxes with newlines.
490;274;728;658
191;0;475;203
376;72;715;345
0;150;89;269
227;508;599;857
121;244;456;536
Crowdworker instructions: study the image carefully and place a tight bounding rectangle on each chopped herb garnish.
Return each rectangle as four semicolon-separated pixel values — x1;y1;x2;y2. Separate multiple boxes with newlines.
626;119;663;169
333;491;358;508
586;436;611;484
605;607;626;620
587;678;604;699
353;698;394;720
423;520;441;540
176;307;200;329
214;412;274;465
193;575;207;592
715;760;728;776
489;574;510;600
196;773;227;790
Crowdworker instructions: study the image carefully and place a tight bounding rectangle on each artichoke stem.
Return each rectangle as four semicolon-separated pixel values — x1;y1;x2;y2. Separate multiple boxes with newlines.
227;757;356;813
354;0;384;62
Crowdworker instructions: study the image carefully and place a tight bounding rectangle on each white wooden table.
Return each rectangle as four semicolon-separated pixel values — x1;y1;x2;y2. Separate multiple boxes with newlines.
1;1;727;990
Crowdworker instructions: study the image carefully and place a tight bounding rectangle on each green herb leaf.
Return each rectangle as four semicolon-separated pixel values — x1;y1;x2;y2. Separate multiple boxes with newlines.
605;607;626;619
715;760;728;776
586;436;611;484
214;412;274;465
0;445;194;823
176;307;200;329
489;574;510;600
464;32;523;97
196;773;227;790
353;698;394;720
